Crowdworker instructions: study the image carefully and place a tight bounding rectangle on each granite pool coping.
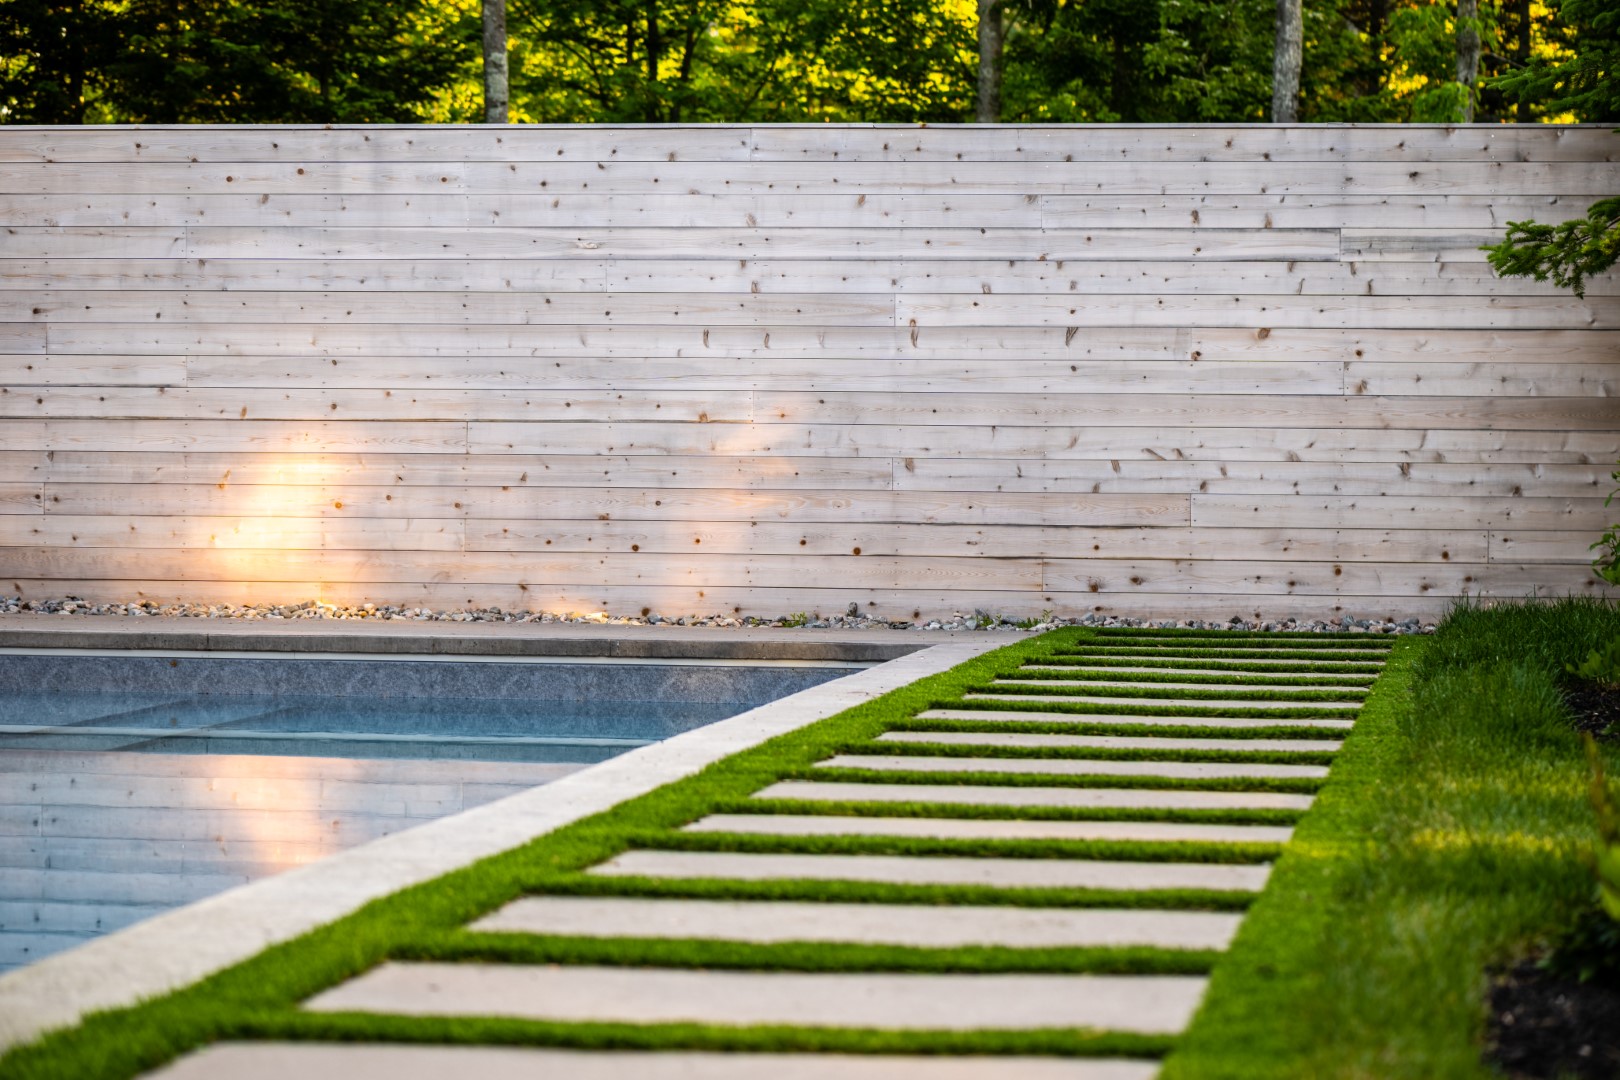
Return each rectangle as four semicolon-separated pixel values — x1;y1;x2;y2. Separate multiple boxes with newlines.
0;634;1004;1052
0;615;979;662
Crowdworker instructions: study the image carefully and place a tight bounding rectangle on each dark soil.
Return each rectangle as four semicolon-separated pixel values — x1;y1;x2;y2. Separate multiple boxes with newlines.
1563;681;1620;744
1485;960;1620;1079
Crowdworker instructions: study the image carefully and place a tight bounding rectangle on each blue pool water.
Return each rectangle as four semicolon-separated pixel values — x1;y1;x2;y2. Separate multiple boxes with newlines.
0;651;860;970
0;653;857;764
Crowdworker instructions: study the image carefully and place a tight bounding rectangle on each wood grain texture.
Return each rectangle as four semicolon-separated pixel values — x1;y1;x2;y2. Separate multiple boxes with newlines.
1;125;1614;619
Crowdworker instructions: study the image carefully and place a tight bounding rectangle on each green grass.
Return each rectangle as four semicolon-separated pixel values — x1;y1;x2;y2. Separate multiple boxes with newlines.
1163;599;1620;1079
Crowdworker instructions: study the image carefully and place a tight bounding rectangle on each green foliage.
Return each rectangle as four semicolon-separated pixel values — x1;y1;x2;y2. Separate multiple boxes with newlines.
1485;195;1620;300
1490;0;1620;122
0;0;474;123
504;0;974;122
1568;636;1620;686
1382;0;1497;122
1002;0;1271;122
1595;463;1620;586
1;0;1613;125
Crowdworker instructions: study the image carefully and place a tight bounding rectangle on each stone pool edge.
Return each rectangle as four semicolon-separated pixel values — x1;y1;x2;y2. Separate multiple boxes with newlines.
0;637;1004;1052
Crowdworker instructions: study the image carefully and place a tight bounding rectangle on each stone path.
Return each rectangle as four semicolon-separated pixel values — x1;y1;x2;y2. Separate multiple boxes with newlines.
141;628;1392;1078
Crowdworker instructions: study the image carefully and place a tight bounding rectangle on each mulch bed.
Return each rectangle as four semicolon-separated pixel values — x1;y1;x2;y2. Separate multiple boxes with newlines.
1564;681;1620;744
1485;960;1620;1079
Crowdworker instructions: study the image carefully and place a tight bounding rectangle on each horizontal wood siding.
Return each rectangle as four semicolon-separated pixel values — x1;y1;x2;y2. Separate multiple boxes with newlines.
1;124;1616;620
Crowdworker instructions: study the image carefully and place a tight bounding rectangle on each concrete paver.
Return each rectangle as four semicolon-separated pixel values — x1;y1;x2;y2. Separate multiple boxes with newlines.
995;679;1366;695
1021;664;1373;678
754;779;1315;811
816;753;1329;780
966;693;1360;711
141;1043;1163;1080
304;962;1211;1034
472;895;1245;950
877;731;1343;752
588;849;1271;892
684;812;1295;845
919;709;1356;730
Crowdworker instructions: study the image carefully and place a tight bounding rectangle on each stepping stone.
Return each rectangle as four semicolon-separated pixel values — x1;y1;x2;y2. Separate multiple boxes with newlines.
878;731;1343;753
994;678;1367;695
755;779;1314;811
919;709;1356;730
967;693;1359;711
589;850;1272;892
304;962;1210;1035
141;1042;1164;1080
816;754;1329;781
685;812;1296;845
472;894;1246;950
1022;665;1376;681
1068;648;1389;660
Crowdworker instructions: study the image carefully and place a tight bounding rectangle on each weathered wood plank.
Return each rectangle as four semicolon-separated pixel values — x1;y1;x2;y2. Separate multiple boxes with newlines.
0;548;1049;592
748;392;1618;432
1040;558;1607;597
1489;531;1609;564
172;356;1352;396
4;124;1612;164
2;161;1612;196
1;386;751;422
2;192;1607;231
37;322;1620;364
7;291;895;327
1190;494;1611;531
13;418;1612;464
896;292;1615;330
39;483;1190;528
27;451;895;490
0;517;1487;563
0;516;465;551
10;419;468;455
5;257;1614;297
0;227;1342;262
745;125;1620;164
0;484;43;515
0;127;756;163
893;459;1613;499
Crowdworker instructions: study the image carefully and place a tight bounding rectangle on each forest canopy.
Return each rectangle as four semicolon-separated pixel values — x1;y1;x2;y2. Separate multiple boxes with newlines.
0;0;1612;124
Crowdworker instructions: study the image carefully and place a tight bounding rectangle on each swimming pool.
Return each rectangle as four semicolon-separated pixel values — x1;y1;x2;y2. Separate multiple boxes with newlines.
0;650;861;971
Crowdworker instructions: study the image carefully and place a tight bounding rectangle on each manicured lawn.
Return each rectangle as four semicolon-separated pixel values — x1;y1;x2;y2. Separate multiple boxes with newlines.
1165;599;1620;1078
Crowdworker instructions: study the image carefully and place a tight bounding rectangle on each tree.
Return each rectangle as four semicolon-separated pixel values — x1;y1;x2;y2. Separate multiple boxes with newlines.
1455;0;1481;120
0;0;123;122
483;0;508;121
977;0;1002;122
4;0;475;124
1272;0;1302;121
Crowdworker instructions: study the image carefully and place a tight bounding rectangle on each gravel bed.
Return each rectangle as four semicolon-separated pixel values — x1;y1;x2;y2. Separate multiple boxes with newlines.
0;596;1433;634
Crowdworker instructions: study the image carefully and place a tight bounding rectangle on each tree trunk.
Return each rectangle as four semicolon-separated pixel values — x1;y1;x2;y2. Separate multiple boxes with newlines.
482;0;508;123
1512;0;1531;122
1271;0;1302;123
976;0;1002;124
1455;0;1481;122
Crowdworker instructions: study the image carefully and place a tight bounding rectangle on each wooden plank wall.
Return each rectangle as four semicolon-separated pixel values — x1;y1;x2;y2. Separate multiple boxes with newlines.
0;124;1616;622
